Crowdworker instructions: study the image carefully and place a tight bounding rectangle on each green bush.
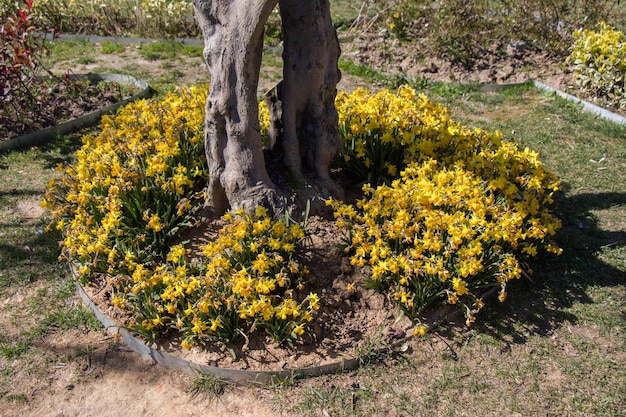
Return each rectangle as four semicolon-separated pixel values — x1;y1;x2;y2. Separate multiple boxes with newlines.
567;22;626;108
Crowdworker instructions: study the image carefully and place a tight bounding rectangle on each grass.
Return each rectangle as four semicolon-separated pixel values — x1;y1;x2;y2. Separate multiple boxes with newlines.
43;39;94;66
100;40;126;54
188;372;228;398
339;59;410;88
138;40;203;61
0;132;103;397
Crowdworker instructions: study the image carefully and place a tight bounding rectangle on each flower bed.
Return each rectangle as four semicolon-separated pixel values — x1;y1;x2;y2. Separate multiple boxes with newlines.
44;84;562;362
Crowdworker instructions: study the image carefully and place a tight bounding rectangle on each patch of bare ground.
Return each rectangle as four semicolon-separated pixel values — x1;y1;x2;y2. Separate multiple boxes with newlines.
343;31;571;86
14;198;47;224
1;328;286;417
343;31;626;117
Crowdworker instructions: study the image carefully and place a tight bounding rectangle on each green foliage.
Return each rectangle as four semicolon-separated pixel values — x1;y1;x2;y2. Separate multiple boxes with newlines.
386;11;407;40
100;40;126;54
430;0;620;66
264;7;282;47
338;59;408;89
139;40;183;60
0;340;29;360
189;372;227;398
1;0;51;135
137;40;201;61
42;305;100;331
181;44;203;58
567;22;626;108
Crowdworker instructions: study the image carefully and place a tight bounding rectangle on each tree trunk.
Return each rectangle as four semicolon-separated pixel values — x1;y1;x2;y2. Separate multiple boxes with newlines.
266;0;344;204
192;0;342;218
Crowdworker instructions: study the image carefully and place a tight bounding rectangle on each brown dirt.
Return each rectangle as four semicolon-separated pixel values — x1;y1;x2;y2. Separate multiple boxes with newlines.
2;328;287;417
345;31;574;88
0;76;139;141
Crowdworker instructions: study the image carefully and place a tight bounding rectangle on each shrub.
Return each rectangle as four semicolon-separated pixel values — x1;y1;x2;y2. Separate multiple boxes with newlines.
567;22;626;108
352;0;619;67
331;86;562;327
1;0;51;134
430;0;620;66
24;0;198;38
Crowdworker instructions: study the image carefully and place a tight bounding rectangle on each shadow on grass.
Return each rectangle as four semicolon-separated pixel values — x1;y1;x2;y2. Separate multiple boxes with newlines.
36;129;86;170
0;188;45;199
470;186;626;344
0;221;62;286
0;132;84;290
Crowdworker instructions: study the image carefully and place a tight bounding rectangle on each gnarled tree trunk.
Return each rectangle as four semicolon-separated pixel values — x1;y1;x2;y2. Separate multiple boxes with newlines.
192;0;280;217
265;0;343;200
192;0;342;217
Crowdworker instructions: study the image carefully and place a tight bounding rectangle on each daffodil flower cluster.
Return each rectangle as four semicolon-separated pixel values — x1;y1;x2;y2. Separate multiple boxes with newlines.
44;81;562;347
43;86;208;280
180;206;316;347
387;12;406;40
568;22;626;108
43;85;319;348
336;85;503;186
121;206;317;348
331;86;562;326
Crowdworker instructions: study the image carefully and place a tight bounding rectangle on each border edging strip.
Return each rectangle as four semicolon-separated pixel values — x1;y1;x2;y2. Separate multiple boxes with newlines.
1;73;153;153
74;273;403;385
533;80;626;126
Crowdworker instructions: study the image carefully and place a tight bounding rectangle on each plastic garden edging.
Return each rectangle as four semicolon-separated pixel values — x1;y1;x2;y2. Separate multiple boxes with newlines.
0;73;153;153
72;265;409;385
533;81;626;126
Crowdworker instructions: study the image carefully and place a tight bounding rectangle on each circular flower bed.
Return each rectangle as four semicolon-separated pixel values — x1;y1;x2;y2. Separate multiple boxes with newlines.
43;84;562;370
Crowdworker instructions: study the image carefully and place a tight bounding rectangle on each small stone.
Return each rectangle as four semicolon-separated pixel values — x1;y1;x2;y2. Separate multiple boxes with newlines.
506;40;528;57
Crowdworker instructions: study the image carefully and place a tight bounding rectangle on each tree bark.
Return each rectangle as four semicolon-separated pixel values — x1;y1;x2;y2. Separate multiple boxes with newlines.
266;0;343;201
193;0;342;218
193;0;279;217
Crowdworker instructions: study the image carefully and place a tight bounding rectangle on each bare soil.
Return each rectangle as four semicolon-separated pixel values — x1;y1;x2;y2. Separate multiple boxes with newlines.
0;77;139;141
345;31;573;87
